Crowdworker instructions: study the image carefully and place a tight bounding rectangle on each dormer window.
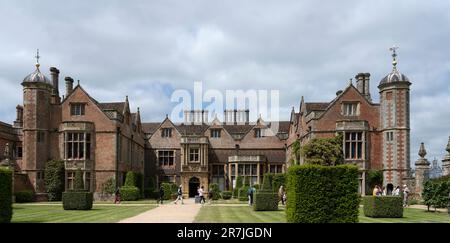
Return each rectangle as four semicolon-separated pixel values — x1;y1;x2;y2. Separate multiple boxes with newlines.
71;103;85;116
211;129;221;138
342;102;359;116
162;128;172;138
255;128;262;138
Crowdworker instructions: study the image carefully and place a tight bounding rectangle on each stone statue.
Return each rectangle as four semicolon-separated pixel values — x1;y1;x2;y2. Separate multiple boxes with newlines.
4;143;10;159
0;143;11;167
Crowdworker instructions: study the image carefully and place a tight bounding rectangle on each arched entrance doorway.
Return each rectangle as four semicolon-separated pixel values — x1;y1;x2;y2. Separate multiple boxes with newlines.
386;183;394;195
188;177;200;197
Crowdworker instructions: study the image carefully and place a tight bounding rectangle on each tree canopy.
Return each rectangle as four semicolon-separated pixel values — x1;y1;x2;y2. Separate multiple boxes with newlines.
301;133;344;166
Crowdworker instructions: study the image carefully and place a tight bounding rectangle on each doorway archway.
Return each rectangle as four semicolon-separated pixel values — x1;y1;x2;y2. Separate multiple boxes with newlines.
188;177;200;198
387;183;394;195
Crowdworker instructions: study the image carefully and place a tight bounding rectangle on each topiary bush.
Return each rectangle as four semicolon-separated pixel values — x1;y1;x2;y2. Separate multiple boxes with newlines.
100;177;116;195
253;174;279;211
120;186;141;201
44;160;65;201
272;173;286;192
286;164;360;223
62;169;93;210
14;190;35;203
262;174;273;191
0;167;12;223
253;192;279;211
233;176;243;198
209;183;221;200
362;196;403;218
124;171;137;187
221;191;232;200
238;186;250;201
161;183;177;200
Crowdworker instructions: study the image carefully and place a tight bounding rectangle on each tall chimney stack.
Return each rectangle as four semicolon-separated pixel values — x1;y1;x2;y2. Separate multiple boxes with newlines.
50;67;60;104
65;76;74;97
355;73;371;101
14;105;23;128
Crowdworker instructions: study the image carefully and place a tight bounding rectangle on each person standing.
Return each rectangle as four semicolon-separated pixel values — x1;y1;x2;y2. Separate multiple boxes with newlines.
278;186;286;205
158;185;165;205
174;185;183;204
403;185;410;207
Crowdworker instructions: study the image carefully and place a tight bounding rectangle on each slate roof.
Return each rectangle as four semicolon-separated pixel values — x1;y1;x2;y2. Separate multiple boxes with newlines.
142;122;161;134
98;102;125;113
305;102;329;111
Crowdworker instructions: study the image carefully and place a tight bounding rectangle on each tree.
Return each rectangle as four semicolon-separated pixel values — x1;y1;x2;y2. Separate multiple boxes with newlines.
301;133;344;166
422;178;450;212
44;160;65;201
367;170;383;195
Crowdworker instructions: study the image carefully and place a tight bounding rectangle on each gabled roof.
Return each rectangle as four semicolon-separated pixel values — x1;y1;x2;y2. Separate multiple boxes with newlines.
223;124;254;135
142;122;161;134
175;124;209;135
305;102;329;112
98;102;126;113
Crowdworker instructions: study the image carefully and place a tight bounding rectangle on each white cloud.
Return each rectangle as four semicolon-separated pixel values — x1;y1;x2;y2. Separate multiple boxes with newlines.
0;0;449;162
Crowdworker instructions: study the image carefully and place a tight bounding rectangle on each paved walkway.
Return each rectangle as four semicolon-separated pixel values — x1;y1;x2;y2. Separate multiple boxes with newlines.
119;198;201;223
409;204;448;213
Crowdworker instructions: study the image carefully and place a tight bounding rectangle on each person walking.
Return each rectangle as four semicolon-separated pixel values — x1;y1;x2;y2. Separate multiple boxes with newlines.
199;186;205;204
403;184;410;207
174;185;183;204
278;185;286;205
247;186;254;206
393;186;400;196
158;185;165;205
114;187;121;204
382;186;387;196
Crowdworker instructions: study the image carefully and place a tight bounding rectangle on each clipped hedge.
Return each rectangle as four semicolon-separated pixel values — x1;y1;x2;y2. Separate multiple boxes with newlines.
362;196;403;218
14;190;35;203
62;191;93;210
221;191;232;200
253;192;279;211
286;164;360;223
62;169;93;210
120;186;140;201
0;168;12;223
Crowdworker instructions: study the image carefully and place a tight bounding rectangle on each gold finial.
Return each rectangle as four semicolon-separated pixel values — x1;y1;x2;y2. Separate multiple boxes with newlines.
35;49;41;69
389;45;398;69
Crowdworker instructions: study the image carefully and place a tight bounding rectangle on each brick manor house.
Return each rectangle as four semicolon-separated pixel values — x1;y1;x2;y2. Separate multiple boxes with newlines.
1;52;430;198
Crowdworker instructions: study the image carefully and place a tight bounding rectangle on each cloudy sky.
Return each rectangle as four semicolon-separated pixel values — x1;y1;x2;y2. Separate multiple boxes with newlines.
0;0;449;164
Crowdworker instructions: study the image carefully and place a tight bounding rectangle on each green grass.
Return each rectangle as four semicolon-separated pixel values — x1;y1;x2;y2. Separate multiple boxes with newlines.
210;199;248;204
358;208;450;223
20;199;158;205
194;205;450;223
194;205;286;223
12;204;155;223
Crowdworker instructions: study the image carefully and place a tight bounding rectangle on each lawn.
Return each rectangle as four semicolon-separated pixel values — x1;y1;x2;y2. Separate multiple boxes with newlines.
194;205;286;223
358;208;450;223
12;204;155;223
194;205;450;223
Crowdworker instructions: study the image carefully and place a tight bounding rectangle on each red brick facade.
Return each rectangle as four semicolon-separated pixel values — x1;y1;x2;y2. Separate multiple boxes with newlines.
0;63;411;198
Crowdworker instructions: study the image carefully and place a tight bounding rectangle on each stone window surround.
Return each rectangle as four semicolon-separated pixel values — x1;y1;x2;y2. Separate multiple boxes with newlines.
157;149;175;167
341;101;360;116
